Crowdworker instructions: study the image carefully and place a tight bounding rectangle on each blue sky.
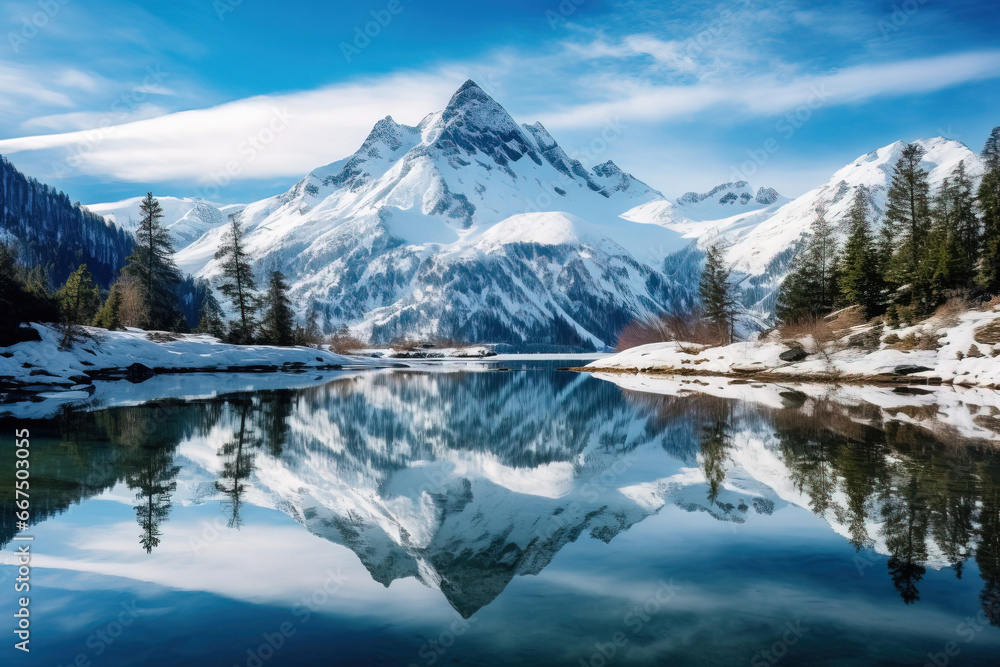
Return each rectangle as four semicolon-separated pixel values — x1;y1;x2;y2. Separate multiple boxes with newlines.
0;0;998;205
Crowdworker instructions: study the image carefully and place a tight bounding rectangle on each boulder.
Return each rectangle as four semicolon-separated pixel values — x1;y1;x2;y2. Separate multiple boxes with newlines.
125;362;156;383
778;348;808;362
892;364;933;376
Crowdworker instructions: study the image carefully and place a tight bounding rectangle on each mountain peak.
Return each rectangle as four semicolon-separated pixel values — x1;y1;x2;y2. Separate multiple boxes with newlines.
442;79;498;120
593;160;622;175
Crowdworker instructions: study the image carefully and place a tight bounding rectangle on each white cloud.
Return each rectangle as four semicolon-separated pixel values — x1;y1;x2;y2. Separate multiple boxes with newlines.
0;71;465;183
536;50;1000;128
1;44;998;190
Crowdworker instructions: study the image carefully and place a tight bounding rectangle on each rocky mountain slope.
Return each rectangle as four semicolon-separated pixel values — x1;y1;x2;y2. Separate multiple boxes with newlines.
165;81;692;350
83;83;982;345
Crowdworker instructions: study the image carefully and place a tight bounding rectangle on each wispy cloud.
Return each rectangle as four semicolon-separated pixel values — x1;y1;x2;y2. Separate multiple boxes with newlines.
0;71;463;183
2;49;996;187
537;49;1000;127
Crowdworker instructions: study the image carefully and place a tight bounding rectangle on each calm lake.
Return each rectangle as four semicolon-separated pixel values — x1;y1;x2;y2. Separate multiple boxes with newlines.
3;360;1000;666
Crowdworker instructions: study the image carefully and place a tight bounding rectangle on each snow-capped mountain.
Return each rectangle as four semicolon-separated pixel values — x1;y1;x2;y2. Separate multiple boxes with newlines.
173;371;787;617
86;196;244;250
174;80;689;350
686;137;985;316
624;180;788;230
82;85;984;341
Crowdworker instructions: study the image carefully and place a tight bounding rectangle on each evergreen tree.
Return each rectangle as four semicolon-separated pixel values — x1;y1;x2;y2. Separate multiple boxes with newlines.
122;193;183;329
839;190;884;318
260;270;295;346
777;209;839;322
214;212;258;343
949;161;982;285
882;475;929;604
0;242;59;339
883;143;932;293
698;243;738;344
128;447;180;554
56;263;101;326
924;164;979;300
194;289;227;339
214;401;260;529
977;127;1000;293
700;420;732;506
92;281;123;330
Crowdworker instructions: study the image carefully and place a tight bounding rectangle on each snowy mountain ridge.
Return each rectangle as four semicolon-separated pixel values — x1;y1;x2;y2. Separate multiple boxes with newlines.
168;80;697;350
84;80;983;345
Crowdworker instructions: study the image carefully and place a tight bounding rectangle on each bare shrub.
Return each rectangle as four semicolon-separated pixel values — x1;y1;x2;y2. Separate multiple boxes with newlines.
431;336;474;349
389;336;424;352
982;294;1000;311
824;305;866;330
329;330;368;354
615;310;722;352
895;332;919;350
934;294;970;324
146;331;179;343
116;275;147;329
777;316;838;348
917;332;944;351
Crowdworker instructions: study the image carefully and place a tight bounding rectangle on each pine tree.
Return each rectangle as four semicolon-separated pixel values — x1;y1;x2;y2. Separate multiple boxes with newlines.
839;190;884;318
0;242;59;338
925;162;980;299
260;270;295;346
122;193;183;329
777;209;839;323
92;281;123;330
56;264;101;326
215;212;258;343
127;447;180;554
950;161;982;285
977;127;1000;293
194;289;227;339
698;243;738;344
883;143;932;292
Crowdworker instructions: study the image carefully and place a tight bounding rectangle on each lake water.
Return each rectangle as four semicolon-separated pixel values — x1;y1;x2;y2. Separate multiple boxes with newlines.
3;360;1000;666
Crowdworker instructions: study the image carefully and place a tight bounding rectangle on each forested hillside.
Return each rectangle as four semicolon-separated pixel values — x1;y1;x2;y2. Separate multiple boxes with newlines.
0;156;133;288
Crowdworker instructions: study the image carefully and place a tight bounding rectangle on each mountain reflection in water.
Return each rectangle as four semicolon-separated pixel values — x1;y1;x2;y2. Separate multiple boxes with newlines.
3;364;1000;665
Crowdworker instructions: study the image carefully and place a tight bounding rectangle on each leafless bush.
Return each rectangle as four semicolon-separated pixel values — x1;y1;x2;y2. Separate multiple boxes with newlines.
430;336;474;349
146;331;180;343
777;316;838;347
116;275;147;329
328;331;368;354
615;310;722;352
936;293;970;317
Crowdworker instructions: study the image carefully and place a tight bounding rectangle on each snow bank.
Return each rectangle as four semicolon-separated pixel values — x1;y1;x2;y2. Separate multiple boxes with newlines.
0;324;390;396
586;305;1000;388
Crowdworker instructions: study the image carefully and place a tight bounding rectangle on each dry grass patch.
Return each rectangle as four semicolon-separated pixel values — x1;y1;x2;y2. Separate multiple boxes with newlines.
146;331;180;343
328;332;369;354
974;318;1000;345
615;311;722;352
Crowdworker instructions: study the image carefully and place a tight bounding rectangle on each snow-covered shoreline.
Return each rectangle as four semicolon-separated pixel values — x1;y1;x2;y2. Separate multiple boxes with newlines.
0;324;394;402
580;305;1000;389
